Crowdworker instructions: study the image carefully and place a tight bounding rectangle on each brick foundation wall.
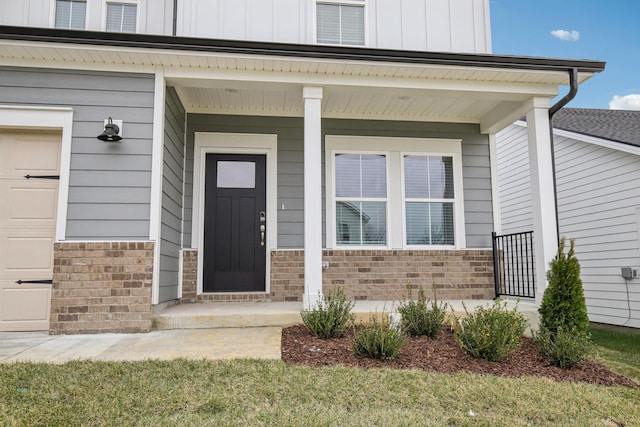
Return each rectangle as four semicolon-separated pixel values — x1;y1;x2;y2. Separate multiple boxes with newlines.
51;242;154;334
181;249;198;303
270;249;495;302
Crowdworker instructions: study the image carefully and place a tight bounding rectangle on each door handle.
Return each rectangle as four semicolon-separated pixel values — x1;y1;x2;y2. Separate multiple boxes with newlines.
260;225;266;246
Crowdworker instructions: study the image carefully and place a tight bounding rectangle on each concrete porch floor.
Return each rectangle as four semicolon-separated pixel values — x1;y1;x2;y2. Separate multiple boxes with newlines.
153;299;539;332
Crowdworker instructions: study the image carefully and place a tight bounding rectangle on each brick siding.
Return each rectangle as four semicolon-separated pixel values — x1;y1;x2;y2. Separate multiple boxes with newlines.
51;242;154;334
270;249;495;301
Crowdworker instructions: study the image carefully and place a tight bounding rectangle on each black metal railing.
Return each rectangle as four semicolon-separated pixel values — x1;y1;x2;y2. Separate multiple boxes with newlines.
492;231;535;299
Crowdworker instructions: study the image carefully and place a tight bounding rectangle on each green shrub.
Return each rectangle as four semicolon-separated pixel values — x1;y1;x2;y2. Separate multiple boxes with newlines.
534;325;591;368
352;315;406;361
453;300;528;362
300;288;355;338
539;238;589;336
397;285;447;338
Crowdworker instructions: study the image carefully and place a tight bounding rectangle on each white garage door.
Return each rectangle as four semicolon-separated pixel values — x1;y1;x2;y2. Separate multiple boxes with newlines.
0;129;61;332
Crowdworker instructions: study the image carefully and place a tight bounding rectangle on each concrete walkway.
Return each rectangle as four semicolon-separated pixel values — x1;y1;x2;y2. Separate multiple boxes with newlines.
0;298;538;364
0;328;281;364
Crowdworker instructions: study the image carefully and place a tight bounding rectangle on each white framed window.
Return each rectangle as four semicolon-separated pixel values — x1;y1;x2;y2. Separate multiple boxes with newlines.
403;155;455;246
105;1;137;33
326;136;466;249
316;0;365;46
334;153;388;246
55;0;87;30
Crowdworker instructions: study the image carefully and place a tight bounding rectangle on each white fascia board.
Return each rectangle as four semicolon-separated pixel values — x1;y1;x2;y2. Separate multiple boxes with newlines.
512;120;640;157
0;105;73;242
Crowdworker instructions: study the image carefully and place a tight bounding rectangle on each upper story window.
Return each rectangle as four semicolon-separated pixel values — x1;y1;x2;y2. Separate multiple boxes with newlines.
317;0;365;46
106;2;137;33
55;0;87;30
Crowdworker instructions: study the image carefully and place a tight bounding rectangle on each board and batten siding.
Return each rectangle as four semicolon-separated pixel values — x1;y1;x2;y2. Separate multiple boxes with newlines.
177;0;491;53
158;87;186;302
184;114;494;250
496;123;640;328
0;66;155;239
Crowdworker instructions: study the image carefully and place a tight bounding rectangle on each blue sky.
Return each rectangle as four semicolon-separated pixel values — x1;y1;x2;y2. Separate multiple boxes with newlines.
490;0;640;110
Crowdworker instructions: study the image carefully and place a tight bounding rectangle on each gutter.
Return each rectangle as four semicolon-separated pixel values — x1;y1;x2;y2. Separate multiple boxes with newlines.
548;68;579;245
0;25;606;74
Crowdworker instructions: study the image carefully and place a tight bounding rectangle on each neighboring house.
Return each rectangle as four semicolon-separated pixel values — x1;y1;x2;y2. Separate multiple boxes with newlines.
0;0;605;333
496;109;640;328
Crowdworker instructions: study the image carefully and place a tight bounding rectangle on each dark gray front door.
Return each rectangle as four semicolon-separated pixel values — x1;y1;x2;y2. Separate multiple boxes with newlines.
203;154;267;292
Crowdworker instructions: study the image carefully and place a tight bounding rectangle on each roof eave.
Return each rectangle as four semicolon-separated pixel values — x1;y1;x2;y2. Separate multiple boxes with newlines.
0;25;606;74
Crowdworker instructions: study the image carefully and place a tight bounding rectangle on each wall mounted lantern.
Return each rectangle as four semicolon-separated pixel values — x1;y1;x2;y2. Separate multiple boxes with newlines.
97;117;123;142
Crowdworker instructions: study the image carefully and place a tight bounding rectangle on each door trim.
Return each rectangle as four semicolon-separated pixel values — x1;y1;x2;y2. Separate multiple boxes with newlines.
0;106;73;242
193;132;277;295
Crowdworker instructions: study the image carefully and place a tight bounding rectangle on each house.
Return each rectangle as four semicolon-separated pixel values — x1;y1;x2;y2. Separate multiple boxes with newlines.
0;0;605;333
496;109;640;328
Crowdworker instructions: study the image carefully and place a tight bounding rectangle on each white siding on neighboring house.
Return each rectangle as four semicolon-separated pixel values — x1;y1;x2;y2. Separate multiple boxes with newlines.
496;122;640;328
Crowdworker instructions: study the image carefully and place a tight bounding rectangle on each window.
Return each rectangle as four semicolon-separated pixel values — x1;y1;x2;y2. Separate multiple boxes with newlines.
404;155;455;246
317;1;365;46
335;154;387;245
55;0;86;30
106;2;137;33
326;136;465;249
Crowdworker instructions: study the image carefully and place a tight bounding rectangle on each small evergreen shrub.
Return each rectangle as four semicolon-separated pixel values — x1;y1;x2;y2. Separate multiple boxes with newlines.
539;238;589;335
397;285;447;338
534;326;591;368
300;288;355;339
352;315;406;361
453;300;528;362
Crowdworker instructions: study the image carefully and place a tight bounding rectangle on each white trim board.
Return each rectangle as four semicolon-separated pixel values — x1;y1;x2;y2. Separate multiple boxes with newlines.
0;105;74;242
192;132;278;295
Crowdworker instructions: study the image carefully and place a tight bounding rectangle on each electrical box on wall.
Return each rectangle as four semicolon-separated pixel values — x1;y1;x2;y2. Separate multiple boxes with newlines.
621;267;638;280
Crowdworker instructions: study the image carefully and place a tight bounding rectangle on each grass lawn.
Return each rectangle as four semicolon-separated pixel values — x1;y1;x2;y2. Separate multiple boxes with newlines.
0;327;638;426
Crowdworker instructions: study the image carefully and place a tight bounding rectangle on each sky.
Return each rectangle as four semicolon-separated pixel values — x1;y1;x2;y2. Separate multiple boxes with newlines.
490;0;640;110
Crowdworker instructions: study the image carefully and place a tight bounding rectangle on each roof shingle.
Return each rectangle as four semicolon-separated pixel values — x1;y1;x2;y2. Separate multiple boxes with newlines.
552;108;640;147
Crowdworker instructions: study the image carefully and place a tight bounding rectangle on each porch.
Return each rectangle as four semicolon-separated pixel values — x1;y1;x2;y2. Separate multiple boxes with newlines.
153;298;540;334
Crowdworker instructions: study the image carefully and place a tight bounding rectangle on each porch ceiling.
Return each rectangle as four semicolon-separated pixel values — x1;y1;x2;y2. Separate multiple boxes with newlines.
0;29;603;133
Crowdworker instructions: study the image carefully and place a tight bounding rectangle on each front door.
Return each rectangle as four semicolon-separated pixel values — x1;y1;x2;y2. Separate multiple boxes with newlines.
203;154;267;292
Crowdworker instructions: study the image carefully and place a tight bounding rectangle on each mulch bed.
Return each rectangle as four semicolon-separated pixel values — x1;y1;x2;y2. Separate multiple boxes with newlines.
281;325;638;389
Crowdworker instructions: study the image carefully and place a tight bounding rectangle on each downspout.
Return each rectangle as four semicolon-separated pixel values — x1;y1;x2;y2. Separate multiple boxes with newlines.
547;67;579;245
172;0;178;36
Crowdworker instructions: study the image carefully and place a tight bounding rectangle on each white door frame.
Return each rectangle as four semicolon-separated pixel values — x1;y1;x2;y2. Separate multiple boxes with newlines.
192;132;278;295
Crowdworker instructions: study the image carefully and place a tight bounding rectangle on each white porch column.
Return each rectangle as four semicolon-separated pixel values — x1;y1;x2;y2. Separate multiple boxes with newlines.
526;98;559;304
303;86;323;310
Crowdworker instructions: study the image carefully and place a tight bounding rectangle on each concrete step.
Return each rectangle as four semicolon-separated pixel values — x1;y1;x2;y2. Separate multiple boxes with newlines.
153;299;539;332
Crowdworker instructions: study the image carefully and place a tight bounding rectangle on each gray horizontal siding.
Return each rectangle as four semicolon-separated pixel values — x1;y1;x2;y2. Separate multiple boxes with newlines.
495;124;533;233
0;66;155;239
496;123;640;328
159;87;186;303
185;114;493;249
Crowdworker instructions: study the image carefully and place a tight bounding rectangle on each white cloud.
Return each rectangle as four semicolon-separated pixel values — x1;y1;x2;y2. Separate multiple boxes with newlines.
551;29;580;41
609;94;640;110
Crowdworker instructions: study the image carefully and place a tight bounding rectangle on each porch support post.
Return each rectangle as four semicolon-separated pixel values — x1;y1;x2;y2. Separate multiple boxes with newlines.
303;86;323;310
525;98;559;304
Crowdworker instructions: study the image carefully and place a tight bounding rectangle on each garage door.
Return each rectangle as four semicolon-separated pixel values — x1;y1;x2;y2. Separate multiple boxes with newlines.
0;129;61;332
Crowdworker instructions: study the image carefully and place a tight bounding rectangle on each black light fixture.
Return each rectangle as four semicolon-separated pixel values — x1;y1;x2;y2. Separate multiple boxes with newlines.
97;117;123;142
